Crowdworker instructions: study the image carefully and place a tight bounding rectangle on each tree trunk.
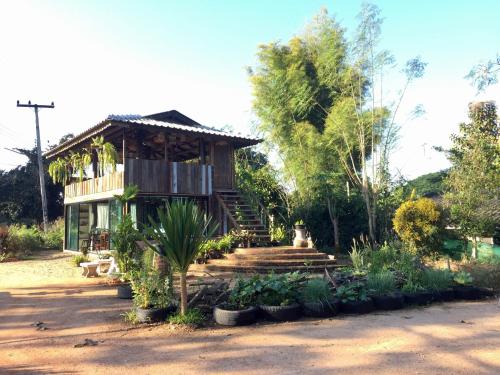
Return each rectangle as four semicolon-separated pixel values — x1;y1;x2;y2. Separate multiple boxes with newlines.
327;197;341;252
180;271;188;315
471;237;478;259
361;185;376;245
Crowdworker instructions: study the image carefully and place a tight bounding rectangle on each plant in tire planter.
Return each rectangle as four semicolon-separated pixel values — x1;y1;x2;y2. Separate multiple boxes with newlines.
131;268;175;323
420;268;454;302
300;278;339;317
367;271;404;310
214;276;259;326
453;271;481;300
257;272;305;321
336;282;375;314
401;281;433;305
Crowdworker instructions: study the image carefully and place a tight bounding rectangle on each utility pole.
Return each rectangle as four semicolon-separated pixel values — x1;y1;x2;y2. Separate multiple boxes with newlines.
16;100;55;232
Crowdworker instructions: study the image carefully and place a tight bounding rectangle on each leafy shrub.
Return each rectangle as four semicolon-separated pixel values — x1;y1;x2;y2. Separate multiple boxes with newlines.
112;214;141;276
367;271;396;296
335;282;368;303
43;218;64;249
270;223;286;243
196;234;236;264
458;261;500;290
227;275;261;309
122;309;138;324
256;272;305;306
169;309;205;325
421;268;453;291
0;225;8;249
401;280;424;294
453;271;473;286
130;269;173;309
369;242;400;273
393;197;444;255
72;254;89;266
300;278;333;303
5;224;43;254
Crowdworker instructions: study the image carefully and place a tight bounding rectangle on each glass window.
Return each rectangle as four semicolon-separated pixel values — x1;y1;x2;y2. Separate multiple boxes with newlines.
97;203;109;230
66;204;79;250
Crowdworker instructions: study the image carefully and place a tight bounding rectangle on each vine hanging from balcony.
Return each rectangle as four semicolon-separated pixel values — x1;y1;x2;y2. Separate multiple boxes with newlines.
91;136;119;177
48;150;92;185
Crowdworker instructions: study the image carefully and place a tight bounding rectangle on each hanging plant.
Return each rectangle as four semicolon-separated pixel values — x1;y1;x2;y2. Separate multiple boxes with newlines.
68;150;92;182
91;136;118;176
48;157;70;185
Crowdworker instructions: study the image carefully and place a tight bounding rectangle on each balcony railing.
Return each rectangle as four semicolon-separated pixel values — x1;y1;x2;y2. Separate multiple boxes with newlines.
64;160;213;201
65;171;124;200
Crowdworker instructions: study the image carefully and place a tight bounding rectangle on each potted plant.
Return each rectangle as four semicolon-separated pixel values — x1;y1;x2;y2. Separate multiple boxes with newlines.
336;282;375;314
130;268;176;323
214;276;259;326
453;271;481;300
300;278;339;317
293;220;307;248
257;272;304;321
401;280;434;305
420;268;455;302
366;271;404;310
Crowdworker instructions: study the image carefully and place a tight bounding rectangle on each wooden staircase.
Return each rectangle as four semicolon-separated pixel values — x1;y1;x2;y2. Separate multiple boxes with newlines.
215;190;271;244
190;246;338;274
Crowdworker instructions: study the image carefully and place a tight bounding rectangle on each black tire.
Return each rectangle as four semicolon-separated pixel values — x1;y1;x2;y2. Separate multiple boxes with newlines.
453;286;482;300
434;288;455;302
136;305;175;323
259;303;302;321
302;299;340;318
478;287;496;298
372;293;404;310
403;291;434;306
213;305;258;326
339;298;375;314
117;283;133;299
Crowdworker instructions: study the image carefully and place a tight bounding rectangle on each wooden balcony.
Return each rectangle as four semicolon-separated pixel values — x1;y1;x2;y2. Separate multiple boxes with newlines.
64;160;213;203
64;172;124;203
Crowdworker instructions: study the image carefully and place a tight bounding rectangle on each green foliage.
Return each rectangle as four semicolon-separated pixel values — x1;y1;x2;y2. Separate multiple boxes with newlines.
335;282;368;303
300;278;333;304
349;240;370;275
401;280;424;294
144;200;217;315
453;271;473;286
72;254;89;266
269;223;286;243
169;309;205;326
130;268;173;309
445;102;499;257
91;136;118;176
5;224;43;253
367;271;396;296
0;147;64;225
420;269;453;291
42;218;64;249
112;214;141;276
393;197;443;255
459;260;500;290
122;309;139;324
228;275;261;309
197;234;236;263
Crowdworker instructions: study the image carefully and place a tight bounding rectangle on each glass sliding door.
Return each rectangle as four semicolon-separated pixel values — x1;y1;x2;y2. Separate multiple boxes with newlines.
109;199;123;250
66;204;79;250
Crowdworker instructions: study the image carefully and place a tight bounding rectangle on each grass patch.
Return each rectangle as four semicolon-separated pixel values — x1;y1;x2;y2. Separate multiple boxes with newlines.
72;254;89;267
168;309;205;326
122;309;139;324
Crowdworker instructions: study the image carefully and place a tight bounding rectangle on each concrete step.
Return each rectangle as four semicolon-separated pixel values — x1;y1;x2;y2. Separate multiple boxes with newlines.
234;246;318;255
192;263;339;274
208;258;336;267
226;252;329;260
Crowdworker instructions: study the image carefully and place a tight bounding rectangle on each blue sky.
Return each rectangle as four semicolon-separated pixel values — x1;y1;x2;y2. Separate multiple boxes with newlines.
0;0;499;179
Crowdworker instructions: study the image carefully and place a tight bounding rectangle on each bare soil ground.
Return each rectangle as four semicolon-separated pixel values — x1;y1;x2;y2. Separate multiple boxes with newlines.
1;251;499;375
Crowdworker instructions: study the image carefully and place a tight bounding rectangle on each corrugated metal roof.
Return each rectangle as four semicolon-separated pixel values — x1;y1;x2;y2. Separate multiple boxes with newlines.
44;112;261;158
108;115;259;141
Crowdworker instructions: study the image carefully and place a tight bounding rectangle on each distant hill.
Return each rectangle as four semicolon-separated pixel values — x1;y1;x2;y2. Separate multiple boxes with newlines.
404;170;448;198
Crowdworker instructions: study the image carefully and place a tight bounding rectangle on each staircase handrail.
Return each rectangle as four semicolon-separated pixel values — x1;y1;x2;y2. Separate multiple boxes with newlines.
239;189;272;229
214;192;241;230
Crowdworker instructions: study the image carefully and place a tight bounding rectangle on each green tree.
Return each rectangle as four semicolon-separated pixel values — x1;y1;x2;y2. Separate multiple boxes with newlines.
144;201;217;315
249;9;356;249
445;101;500;258
393;196;443;256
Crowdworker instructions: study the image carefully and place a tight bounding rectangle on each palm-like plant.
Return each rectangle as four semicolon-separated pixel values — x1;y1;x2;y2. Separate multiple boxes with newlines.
91;136;118;176
114;184;139;214
143;200;218;315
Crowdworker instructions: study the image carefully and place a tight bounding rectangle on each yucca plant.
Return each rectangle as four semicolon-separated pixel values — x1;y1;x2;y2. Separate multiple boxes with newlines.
143;200;218;315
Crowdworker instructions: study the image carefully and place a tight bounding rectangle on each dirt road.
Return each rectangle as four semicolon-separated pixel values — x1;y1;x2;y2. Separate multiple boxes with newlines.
1;252;499;374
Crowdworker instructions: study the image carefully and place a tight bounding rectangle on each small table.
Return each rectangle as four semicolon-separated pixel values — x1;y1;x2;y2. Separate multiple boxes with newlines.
80;262;99;278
